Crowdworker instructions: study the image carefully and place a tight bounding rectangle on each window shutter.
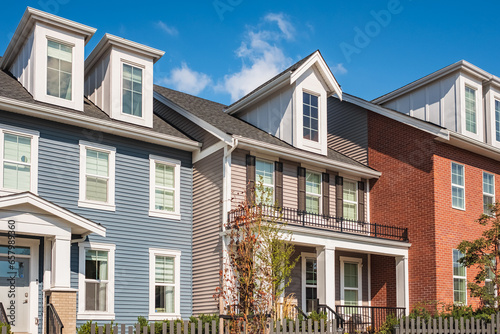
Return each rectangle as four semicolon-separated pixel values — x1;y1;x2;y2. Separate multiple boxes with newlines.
275;162;283;208
298;167;306;212
246;155;256;205
335;175;343;217
322;173;330;216
358;180;366;222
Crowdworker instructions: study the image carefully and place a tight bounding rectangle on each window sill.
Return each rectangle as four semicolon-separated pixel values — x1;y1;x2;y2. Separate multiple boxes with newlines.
149;313;181;321
451;205;466;211
149;210;181;220
78;200;116;212
77;312;115;320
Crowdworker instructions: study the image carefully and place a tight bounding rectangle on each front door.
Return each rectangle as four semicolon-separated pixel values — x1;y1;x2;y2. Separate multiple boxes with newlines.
0;246;31;333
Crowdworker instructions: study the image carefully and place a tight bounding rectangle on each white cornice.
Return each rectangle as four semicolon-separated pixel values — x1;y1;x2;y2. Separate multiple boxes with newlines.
1;7;96;70
0;96;201;152
234;135;381;179
341;93;450;140
85;33;164;74
437;132;500;162
372;60;500;104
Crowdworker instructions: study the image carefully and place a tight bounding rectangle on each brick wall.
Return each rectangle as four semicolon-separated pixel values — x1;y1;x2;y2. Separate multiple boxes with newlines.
371;255;396;307
46;290;77;334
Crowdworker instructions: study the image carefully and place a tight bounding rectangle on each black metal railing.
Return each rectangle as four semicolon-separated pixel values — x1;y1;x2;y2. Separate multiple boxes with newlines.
294;305;309;319
318;304;345;329
0;302;7;323
335;305;405;333
46;303;64;334
228;205;409;242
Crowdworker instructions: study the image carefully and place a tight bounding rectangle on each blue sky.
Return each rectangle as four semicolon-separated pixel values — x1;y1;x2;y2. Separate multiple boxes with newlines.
1;1;500;106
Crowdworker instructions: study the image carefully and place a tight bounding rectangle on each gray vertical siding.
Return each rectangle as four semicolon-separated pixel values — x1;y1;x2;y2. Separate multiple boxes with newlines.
327;97;368;165
192;149;224;315
0;110;194;326
285;246;316;310
281;159;299;209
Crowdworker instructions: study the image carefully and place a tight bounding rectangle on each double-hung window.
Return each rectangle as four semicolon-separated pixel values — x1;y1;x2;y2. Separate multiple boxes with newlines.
343;180;358;221
47;40;72;100
305;171;321;214
0;126;39;194
149;156;181;220
483;172;495;215
465;86;477;134
302;255;317;313
78;243;115;320
122;63;143;117
79;141;116;211
341;257;362;314
255;159;274;205
451;162;465;210
485;258;496;300
453;249;466;304
495;100;500;142
149;249;181;320
303;92;319;142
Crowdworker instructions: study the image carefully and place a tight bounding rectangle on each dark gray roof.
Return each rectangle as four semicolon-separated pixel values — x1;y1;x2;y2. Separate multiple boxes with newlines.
0;59;192;141
154;85;370;169
226;50;318;110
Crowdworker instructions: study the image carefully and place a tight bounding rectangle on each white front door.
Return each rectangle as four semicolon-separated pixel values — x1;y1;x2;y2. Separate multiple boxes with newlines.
0;248;31;332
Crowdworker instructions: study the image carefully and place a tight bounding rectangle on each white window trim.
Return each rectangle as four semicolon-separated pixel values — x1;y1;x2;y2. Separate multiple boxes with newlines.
483;172;495;215
149;248;181;320
255;158;275;205
451;162;465;211
343;179;358;221
77;242;116;320
459;77;483;141
120;60;146;120
149;155;181;220
301;252;317;313
46;38;74;102
494;98;500;144
305;170;322;214
340;256;363;306
464;85;478;135
302;91;320;143
0;124;39;196
452;249;467;305
78;140;116;211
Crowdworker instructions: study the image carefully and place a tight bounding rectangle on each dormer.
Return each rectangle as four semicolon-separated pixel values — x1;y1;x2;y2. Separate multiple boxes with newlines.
84;34;164;128
0;7;96;111
225;50;342;156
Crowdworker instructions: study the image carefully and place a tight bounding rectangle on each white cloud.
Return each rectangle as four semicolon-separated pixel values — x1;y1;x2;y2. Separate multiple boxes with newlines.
331;63;348;75
160;62;211;95
217;13;295;102
264;13;295;40
156;21;178;36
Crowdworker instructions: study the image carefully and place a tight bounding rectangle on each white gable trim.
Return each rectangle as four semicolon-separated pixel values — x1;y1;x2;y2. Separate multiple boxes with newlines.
0;192;105;236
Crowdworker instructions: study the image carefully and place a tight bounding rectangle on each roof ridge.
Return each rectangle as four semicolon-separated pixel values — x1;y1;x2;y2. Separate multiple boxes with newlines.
154;84;227;108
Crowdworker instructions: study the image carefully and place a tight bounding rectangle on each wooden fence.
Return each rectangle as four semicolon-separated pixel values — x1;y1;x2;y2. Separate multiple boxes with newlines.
395;313;500;334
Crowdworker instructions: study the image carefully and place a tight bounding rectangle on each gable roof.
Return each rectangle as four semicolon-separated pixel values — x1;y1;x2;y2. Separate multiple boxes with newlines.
225;50;342;115
0;59;200;150
154;85;376;174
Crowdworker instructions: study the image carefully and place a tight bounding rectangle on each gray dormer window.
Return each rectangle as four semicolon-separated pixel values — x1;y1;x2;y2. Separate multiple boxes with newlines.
303;92;319;142
122;64;143;117
47;40;72;100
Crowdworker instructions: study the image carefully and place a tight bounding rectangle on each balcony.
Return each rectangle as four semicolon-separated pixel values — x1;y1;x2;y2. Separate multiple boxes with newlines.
227;205;408;242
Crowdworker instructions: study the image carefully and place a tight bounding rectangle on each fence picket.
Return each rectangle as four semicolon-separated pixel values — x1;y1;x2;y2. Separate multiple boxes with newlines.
121;324;125;334
295;319;299;334
455;318;459;334
128;325;133;334
204;321;209;334
460;317;464;334
497;313;500;334
99;325;103;334
422;317;427;334
1;326;5;334
433;318;438;334
113;325;118;334
308;319;312;333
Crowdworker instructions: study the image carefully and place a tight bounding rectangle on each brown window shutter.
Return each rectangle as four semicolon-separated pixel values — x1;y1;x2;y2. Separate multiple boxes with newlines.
275;162;283;208
298;167;306;212
335;175;343;217
358;179;366;222
246;155;256;205
322;173;330;216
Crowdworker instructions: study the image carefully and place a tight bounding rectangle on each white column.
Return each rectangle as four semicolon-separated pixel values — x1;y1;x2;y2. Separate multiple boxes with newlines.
51;236;72;289
317;246;335;308
395;254;409;315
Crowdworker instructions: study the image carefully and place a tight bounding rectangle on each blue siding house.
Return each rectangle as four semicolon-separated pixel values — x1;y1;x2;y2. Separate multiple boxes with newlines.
0;8;200;333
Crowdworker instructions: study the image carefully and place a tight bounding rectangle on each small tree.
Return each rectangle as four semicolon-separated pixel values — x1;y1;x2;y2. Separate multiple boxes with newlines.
457;202;500;308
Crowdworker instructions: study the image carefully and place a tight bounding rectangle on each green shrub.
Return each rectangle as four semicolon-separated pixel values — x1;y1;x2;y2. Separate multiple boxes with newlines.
77;320;114;334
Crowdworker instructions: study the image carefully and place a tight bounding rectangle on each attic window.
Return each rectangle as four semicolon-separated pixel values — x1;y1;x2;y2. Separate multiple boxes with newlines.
47;40;72;100
122;63;143;117
303;92;319;142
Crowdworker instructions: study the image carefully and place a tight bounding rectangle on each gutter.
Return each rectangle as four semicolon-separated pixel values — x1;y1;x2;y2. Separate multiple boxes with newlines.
234;135;381;178
0;96;201;152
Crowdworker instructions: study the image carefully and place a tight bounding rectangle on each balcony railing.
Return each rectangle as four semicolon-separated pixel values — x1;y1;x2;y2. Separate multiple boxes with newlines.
336;305;406;333
227;205;408;242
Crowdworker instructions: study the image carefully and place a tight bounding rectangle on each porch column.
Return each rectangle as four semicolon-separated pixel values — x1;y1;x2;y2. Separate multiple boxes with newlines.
316;246;335;308
395;254;409;315
51;236;72;288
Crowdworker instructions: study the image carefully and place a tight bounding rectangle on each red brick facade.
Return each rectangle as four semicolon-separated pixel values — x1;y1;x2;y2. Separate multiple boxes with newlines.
367;111;499;309
371;254;397;307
